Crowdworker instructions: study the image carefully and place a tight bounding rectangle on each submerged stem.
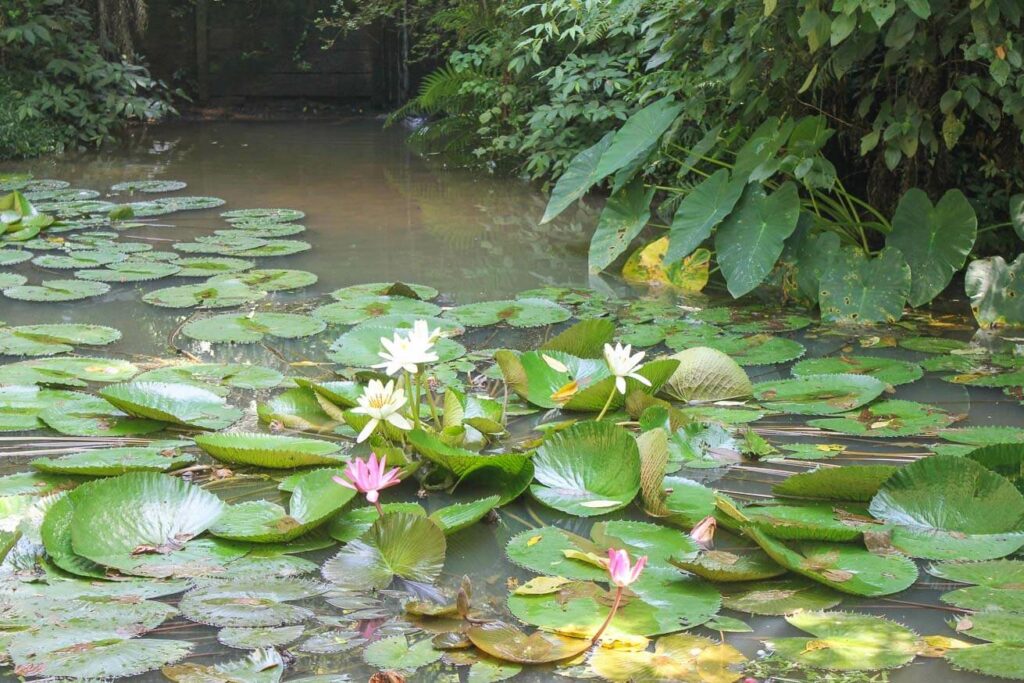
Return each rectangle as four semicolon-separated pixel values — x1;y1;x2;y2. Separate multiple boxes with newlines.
595;386;617;421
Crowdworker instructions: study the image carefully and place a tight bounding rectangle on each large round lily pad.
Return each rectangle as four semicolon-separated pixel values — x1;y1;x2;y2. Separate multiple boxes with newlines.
809;400;954;438
792;355;923;387
3;278;110;302
0;356;138;386
209;268;317;291
0;323;121;356
466;621;590;664
194;432;346;468
590;632;745;682
753;374;886;415
530;421;641;516
143;280;266;309
179;577;324;627
661;347;752;402
313;295;441;325
721;577;843;615
328;323;466;368
445;298;571;328
69;472;226;575
766;611;923;671
32;442;194;476
183;312;326;343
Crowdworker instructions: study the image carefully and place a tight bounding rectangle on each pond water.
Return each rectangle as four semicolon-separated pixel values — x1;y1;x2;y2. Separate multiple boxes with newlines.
0;120;1021;682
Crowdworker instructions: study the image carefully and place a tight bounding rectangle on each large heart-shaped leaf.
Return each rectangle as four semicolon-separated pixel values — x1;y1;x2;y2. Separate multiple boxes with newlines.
819;247;911;323
965;254;1024;328
666;168;746;263
714;182;801;297
594;97;683;180
588;179;654;273
529;421;640;516
888;188;977;307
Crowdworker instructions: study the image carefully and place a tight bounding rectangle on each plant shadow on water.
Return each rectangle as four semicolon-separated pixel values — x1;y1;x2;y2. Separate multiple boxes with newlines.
0;121;1022;682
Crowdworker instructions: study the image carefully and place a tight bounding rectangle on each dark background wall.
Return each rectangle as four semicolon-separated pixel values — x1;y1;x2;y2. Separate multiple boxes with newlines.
142;1;405;108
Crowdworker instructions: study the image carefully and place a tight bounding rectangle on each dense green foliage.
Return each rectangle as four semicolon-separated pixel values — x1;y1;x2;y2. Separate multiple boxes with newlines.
342;0;1024;318
0;0;174;159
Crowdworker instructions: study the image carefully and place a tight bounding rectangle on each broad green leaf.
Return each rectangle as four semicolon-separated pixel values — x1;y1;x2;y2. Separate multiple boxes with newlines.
100;381;242;430
819;247;911;323
593;97;683;180
194;432;346;468
767;611;923;671
662;347;752;401
666;169;745;263
715;182;801;297
888;188;977;306
965;254;1024;328
588;179;654;273
542;133;613;222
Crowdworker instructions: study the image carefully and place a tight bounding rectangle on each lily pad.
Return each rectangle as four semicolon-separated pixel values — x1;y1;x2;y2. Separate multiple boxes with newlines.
721;577;843;614
809;400;954;438
766;610;923;671
792;355;923;387
135;363;283;393
967;444;1024;493
327;502;427;543
773;465;897;501
183;312;326;343
671;548;786;583
39;392;168;436
179;577;324;627
32;442;194;475
743;502;878;542
363;635;443;672
3;278;110;302
75;260;182;282
321;511;446;591
466;621;591;664
407;429;534;504
112;179;187;193
429;495;500;535
662;347;752;402
330;281;439;300
590;632;745;682
9;629;191;679
329;323;466;368
232;239;311;257
947;643;1024;680
753;374;886;415
209;468;356;542
258;387;340;432
163;648;285;683
209;268;317;291
313;295;441;325
218;625;305;650
194;432;346;468
32;250;125;269
0;356;138;386
745;525;918;596
529;421;640;516
445;298;571;328
69;472;226;575
699;334;806;366
222;208;305;223
0;249;32;266
173;256;255;277
144;279;266;309
100;381;243;430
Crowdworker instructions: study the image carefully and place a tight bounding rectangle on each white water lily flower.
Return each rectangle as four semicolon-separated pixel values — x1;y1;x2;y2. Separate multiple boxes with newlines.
603;342;651;394
350;379;413;442
373;320;440;376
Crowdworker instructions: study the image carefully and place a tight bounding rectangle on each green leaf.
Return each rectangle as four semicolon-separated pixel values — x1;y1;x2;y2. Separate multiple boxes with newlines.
540;319;615;358
364;636;443;672
10;630;191;679
321;511;446;591
179;577;322;627
183;313;326;343
69;472;226;575
529;421;641;516
163;648;285;683
32;442;194;476
768;611;923;671
792;355;922;386
588;179;654;273
444;298;571;328
593;97;683;181
809;399;953;438
329;323;466;367
100;381;243;430
753;373;887;415
0;356;138;387
665;169;745;263
819;247;911;323
143;279;266;309
773;465;897;501
967;444;1024;493
544;131;614;222
3;278;110;302
467;621;591;664
947;642;1024;680
313;295;441;326
965;255;1024;328
194;432;346;468
407;429;534;504
661;347;752;401
429;495;500;534
1011;193;1024;241
720;577;842;614
888;188;977;306
0;323;121;357
218;625;305;650
715;182;801;297
327;502;426;542
590;633;744;680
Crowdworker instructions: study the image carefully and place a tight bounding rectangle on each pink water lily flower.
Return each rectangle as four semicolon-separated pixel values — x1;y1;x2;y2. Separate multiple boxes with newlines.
591;548;648;644
333;453;402;515
606;548;648;588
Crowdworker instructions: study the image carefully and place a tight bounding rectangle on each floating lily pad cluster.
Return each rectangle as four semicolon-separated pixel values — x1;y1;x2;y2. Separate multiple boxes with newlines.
1;174;1023;682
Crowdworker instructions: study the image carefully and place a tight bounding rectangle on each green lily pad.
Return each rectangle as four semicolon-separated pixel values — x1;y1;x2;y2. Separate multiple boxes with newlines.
135;363;282;393
363;635;443;672
179;577;324;627
942;426;1024;447
967;444;1024;493
100;381;243;430
899;336;970;353
661;347;752;402
172;256;255;277
144;279;266;309
232;239;311;257
671;547;786;583
174;234;269;254
445;298;571;328
927;558;1024;587
9;629;191;679
32;250;125;269
69;472;226;575
530;421;640;516
0;249;32;266
773;465;897;501
194;432;346;468
869;454;1024;535
720;577;843;614
209;268;317;291
766;610;923;671
222;208;305;222
792;355;923;386
163;648;285;683
40;492;108;578
328;323;466;368
321;511;446;591
0;272;26;288
183;312;326;343
407;429;534;505
0;356;138;386
745;526;918;596
819;247;911;324
313;295;441;325
753;374;886;415
429;495;500;535
75;260;182;282
950;610;1024;644
744;502;878;542
258;387;340;432
111;179;187;193
210;468;355;542
4;278;110;301
809;400;954;438
699;333;806;366
330;281;439;300
947;642;1024;680
218;625;305;650
39;392;168;436
541;319;616;358
32;441;194;475
327;502;426;543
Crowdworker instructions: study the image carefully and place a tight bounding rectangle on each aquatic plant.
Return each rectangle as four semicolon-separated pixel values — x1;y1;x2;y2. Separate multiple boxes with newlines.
333;453;403;515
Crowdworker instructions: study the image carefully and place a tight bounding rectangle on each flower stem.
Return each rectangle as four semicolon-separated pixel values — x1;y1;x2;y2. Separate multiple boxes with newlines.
591;586;623;645
405;371;419;428
374;499;384;517
595;386;617;421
